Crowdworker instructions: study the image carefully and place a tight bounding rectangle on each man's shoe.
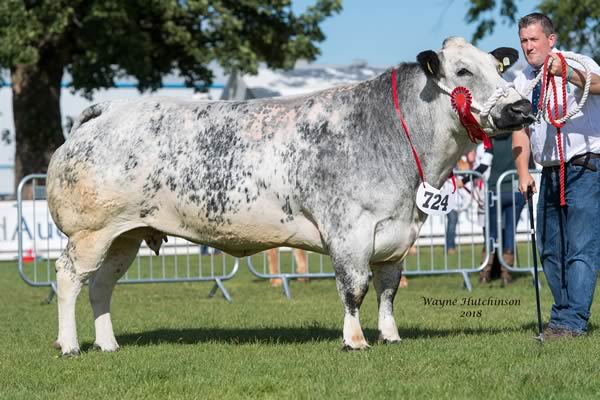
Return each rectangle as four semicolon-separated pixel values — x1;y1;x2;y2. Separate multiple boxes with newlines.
479;267;492;284
500;268;513;286
479;250;494;284
500;250;514;286
542;326;584;340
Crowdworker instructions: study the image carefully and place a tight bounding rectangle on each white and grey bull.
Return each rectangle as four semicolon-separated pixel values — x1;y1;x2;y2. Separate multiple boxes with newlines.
47;37;533;356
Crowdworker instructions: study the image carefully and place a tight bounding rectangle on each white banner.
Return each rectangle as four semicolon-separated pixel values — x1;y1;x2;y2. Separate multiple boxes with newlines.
0;200;214;261
0;200;67;261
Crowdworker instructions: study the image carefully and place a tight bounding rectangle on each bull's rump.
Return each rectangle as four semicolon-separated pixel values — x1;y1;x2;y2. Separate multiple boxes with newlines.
47;97;326;256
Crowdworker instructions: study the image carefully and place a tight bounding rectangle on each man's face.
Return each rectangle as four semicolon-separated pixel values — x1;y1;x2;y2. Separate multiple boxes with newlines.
519;22;556;68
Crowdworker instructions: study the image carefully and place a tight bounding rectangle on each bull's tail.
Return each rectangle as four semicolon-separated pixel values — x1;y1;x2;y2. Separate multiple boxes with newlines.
69;101;121;134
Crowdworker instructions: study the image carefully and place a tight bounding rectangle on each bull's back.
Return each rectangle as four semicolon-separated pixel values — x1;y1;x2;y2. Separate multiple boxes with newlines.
48;97;326;252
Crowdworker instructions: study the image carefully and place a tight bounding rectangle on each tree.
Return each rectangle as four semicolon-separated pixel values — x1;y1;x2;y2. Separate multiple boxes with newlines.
0;0;342;191
465;0;600;64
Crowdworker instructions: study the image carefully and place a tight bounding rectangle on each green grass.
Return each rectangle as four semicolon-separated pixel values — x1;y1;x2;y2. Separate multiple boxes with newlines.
2;252;600;400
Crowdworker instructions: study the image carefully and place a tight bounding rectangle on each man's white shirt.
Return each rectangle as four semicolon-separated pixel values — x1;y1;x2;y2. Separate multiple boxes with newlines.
513;49;600;166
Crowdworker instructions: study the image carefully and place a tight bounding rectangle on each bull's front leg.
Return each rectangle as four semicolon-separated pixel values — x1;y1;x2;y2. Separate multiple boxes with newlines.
371;262;403;343
330;251;371;351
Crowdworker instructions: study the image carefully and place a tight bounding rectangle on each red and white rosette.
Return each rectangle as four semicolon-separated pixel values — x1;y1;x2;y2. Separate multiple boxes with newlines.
450;87;492;149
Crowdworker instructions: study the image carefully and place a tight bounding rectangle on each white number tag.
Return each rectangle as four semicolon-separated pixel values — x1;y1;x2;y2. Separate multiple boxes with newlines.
416;182;457;216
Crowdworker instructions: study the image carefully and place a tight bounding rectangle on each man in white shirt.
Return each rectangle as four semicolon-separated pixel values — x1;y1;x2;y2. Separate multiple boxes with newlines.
512;13;600;339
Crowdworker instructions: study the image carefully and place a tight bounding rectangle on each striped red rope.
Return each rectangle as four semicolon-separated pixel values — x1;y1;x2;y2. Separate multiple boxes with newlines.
542;53;569;207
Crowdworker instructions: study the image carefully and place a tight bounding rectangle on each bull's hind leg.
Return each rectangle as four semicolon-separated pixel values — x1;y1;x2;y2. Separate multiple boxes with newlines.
330;248;371;351
54;230;116;356
54;246;84;356
88;236;141;352
371;262;402;343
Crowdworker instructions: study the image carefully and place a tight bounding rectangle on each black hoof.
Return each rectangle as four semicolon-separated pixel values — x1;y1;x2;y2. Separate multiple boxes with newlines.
378;338;402;345
340;343;355;352
61;349;80;359
340;341;370;352
92;343;120;352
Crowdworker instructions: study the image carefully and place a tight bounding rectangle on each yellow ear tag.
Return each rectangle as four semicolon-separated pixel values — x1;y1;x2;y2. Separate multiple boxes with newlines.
427;62;433;75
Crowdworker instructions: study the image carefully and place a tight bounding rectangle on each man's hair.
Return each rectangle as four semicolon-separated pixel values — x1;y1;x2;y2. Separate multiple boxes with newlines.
518;13;555;36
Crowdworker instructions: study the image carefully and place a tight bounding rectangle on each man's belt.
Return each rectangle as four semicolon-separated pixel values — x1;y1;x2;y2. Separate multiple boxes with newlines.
569;152;600;172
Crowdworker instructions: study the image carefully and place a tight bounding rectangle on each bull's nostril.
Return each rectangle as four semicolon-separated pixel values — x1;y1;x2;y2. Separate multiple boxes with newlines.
510;99;532;115
499;99;535;128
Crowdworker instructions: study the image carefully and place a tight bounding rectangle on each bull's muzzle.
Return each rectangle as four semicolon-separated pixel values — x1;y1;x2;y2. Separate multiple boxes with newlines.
497;99;535;130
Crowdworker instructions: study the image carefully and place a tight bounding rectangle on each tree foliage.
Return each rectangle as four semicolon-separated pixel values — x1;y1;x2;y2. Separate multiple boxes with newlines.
0;0;341;94
0;0;341;189
465;0;600;64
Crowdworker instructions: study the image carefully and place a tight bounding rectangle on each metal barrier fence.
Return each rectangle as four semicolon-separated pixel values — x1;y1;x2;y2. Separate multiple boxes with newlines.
495;169;542;276
16;174;239;303
246;249;332;299
247;170;493;297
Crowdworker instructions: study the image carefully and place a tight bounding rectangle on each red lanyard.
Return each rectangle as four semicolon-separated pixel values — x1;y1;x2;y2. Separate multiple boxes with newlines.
391;69;457;192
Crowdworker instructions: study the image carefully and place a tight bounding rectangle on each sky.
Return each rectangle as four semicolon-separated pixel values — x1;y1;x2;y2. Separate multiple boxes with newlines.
292;0;539;67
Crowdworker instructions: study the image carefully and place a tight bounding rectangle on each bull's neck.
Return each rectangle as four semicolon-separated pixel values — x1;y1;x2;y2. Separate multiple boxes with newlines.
420;116;471;188
379;64;471;189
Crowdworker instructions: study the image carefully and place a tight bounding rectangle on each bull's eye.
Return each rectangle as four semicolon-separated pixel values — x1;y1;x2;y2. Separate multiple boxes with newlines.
457;68;472;77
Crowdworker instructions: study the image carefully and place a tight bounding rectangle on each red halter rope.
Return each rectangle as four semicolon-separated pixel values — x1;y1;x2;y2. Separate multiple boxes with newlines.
539;53;569;207
391;68;426;188
391;69;457;192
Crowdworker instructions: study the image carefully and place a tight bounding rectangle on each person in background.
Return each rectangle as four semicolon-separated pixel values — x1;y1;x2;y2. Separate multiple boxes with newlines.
445;209;459;256
268;248;308;287
459;136;528;286
445;154;473;255
512;13;600;338
481;133;529;285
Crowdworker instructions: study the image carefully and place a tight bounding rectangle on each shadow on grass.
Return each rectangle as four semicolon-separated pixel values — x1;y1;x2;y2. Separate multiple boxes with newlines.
402;322;597;340
399;322;536;339
78;320;584;350
106;325;359;347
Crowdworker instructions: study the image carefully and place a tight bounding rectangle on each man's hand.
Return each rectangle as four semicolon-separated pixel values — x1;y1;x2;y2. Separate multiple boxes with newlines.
548;52;568;77
548;52;600;94
513;127;534;199
518;173;537;197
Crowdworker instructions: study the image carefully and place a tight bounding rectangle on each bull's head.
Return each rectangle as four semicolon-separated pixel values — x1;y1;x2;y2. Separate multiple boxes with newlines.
417;36;534;134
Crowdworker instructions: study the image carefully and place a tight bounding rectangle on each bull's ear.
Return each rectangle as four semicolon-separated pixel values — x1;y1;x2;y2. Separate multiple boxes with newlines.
490;47;519;72
417;50;440;77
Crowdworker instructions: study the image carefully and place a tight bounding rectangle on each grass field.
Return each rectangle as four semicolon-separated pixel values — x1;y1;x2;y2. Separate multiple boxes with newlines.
2;249;600;400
